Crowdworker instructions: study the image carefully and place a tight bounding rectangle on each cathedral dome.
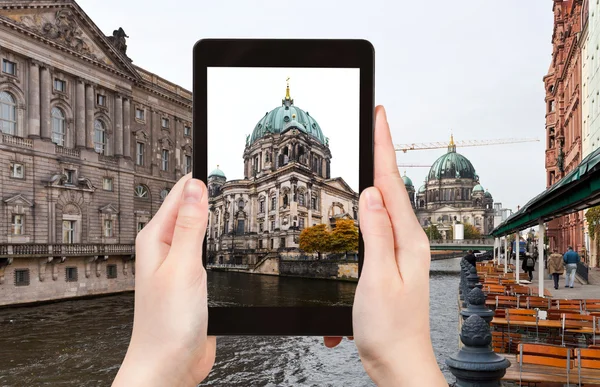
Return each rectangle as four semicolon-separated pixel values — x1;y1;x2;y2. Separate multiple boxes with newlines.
427;136;476;181
402;173;413;187
248;81;326;145
473;184;484;192
418;185;426;193
209;166;226;179
484;190;492;198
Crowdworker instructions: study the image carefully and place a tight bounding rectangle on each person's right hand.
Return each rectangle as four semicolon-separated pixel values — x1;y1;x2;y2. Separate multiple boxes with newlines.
326;106;447;386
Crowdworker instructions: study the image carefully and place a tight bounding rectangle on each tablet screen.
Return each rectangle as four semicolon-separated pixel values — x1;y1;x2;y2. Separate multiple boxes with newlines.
206;67;360;307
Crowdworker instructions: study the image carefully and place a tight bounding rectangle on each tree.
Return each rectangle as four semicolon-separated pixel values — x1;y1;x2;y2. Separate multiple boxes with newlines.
586;206;600;259
423;224;442;240
446;227;454;240
330;219;359;258
299;224;331;259
463;222;482;239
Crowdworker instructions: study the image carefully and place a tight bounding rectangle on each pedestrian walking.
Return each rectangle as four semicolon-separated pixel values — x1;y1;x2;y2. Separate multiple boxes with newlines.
464;250;476;266
563;246;580;288
547;248;564;290
522;253;535;281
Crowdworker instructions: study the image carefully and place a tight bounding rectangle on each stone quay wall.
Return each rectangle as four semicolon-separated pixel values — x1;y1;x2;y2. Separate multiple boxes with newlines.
279;260;358;281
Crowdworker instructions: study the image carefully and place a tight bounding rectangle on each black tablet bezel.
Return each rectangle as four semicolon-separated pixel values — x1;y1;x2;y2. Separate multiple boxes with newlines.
193;39;374;336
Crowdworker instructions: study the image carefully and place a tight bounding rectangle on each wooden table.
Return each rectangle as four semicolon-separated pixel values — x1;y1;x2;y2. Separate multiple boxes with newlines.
492;318;579;329
502;354;600;384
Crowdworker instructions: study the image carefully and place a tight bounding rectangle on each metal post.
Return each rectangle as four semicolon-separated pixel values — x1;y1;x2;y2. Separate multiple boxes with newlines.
493;237;497;265
515;231;520;284
538;219;545;297
504;237;508;274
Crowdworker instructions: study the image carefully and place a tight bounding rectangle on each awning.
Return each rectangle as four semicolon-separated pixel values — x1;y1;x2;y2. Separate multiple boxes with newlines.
491;147;600;237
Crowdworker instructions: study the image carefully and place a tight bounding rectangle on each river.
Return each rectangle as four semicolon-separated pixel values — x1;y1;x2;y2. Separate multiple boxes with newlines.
0;258;460;386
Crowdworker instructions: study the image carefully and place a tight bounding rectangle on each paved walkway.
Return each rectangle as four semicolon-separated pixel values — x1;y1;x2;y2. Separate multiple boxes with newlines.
521;270;600;299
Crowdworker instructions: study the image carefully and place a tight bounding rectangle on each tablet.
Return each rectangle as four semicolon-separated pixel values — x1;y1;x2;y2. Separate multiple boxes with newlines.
193;39;374;336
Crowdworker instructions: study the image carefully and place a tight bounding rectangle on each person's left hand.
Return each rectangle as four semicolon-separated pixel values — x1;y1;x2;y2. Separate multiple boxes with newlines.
113;174;216;387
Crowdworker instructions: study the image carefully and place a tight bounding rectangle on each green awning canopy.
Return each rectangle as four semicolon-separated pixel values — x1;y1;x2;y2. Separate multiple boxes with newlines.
491;147;600;237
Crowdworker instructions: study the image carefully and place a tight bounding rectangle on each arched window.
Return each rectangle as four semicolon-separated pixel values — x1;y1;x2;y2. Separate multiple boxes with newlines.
160;188;170;201
298;192;305;206
0;91;16;135
51;107;65;146
134;184;149;198
94;119;106;154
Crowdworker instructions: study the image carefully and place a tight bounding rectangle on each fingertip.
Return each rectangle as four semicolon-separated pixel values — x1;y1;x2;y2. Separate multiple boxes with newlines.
323;337;343;348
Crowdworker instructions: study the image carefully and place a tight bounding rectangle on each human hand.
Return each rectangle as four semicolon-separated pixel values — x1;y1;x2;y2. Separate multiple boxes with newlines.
113;175;216;387
324;106;446;386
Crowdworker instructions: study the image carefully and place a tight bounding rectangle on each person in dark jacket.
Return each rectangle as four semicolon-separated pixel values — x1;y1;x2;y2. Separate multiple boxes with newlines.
563;246;580;288
522;253;535;281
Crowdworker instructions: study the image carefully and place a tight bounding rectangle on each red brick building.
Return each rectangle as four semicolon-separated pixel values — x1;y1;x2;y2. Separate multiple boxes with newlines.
543;0;585;255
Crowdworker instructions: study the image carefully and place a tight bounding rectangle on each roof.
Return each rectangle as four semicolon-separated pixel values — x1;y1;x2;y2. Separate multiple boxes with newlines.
491;146;600;236
208;166;226;179
428;148;477;181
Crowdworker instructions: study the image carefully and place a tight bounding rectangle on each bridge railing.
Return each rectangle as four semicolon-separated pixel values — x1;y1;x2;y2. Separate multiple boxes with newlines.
429;239;495;245
207;263;251;270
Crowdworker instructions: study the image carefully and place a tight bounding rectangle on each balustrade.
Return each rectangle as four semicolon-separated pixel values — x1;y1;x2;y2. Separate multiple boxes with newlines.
1;134;33;148
0;244;135;257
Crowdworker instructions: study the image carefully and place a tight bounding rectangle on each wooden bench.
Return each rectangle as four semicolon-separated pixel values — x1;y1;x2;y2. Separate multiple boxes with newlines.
516;344;574;385
561;313;597;347
575;348;600;385
584;299;600;312
492;330;521;354
520;296;551;310
509;284;533;296
483;284;507;295
507;309;540;340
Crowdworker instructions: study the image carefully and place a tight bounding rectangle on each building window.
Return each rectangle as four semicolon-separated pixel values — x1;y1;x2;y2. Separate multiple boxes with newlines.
97;94;106;106
161;118;169;128
271;196;276;210
311;197;317;210
236;219;245;235
271;220;275;231
0;91;17;135
299;217;305;229
94;120;106;154
2;59;16;75
135;108;145;121
11;163;24;179
259;239;263;249
11;214;23;235
259;222;263;232
298;193;306;206
66;267;78;282
54;79;66;92
280;238;285;248
62;220;75;243
104;220;113;237
224;220;229;233
161;149;169;171
14;269;29;286
270;239;274;249
259;200;265;213
65;169;75;184
137;222;146;233
549;100;555;113
184;125;191;136
184;155;192;174
107;264;117;279
160;189;170;201
134;185;149;198
51;107;65;146
103;177;113;191
136;142;144;166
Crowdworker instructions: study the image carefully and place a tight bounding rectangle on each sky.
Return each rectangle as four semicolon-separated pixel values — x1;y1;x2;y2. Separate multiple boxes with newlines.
78;0;553;212
207;68;360;192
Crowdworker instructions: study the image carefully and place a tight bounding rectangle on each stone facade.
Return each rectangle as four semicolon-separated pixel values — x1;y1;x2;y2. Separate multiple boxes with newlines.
410;138;495;237
0;1;192;306
206;84;358;265
543;0;585;255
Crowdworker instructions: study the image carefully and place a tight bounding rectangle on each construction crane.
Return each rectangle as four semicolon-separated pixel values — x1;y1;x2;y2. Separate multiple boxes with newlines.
397;164;431;168
395;136;540;153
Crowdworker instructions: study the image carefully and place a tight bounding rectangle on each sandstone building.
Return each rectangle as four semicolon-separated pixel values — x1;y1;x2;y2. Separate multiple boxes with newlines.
206;82;358;265
0;1;192;306
543;0;585;256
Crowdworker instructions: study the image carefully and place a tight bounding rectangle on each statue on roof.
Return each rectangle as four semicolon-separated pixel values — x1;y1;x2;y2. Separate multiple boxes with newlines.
108;27;129;57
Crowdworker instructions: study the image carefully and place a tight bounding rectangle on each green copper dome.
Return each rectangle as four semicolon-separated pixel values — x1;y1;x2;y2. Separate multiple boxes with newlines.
418;185;426;193
402;173;413;187
427;139;476;181
248;82;326;145
208;166;226;179
484;190;492;198
473;184;484;192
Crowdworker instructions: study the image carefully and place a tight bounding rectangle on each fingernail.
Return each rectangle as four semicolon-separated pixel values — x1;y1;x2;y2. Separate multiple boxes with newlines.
183;179;204;203
366;189;383;209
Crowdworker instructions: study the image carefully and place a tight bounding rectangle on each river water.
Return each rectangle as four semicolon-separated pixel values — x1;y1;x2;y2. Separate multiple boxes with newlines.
0;258;460;386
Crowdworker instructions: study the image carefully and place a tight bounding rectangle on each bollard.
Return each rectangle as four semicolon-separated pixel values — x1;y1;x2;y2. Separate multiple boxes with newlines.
446;315;510;386
466;266;482;291
461;287;494;324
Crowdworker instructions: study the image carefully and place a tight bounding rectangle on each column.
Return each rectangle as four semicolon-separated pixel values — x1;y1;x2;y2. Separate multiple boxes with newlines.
114;95;123;156
76;79;85;148
40;66;51;140
515;232;520;284
151;109;159;174
85;83;95;149
307;187;312;226
538;220;545;297
504;237;508;274
28;61;40;138
123;98;131;158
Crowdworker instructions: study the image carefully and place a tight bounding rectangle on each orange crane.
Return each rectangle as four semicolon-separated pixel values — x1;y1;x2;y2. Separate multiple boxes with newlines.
395;136;540;153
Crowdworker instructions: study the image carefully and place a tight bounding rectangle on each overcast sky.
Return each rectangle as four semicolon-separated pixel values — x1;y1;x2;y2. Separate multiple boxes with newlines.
79;0;553;212
207;68;359;191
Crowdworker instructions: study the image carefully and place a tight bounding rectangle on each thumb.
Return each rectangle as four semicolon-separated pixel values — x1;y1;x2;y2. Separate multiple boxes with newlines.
167;179;208;266
358;187;400;285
